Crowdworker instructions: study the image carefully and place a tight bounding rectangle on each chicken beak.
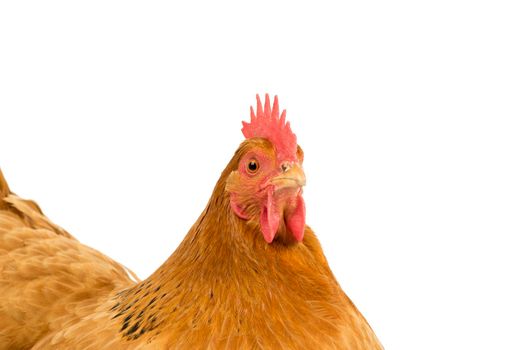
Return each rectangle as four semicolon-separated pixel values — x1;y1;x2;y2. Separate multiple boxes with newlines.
270;163;306;190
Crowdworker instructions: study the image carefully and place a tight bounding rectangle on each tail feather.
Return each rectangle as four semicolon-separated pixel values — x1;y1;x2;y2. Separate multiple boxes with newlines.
0;168;11;198
0;168;74;238
4;195;75;239
0;169;12;211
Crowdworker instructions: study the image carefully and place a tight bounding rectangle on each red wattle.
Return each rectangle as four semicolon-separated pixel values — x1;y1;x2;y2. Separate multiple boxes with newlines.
260;187;280;243
285;193;306;242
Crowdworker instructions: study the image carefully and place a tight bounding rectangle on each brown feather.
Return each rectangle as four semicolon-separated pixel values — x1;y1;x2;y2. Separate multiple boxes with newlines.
0;140;383;350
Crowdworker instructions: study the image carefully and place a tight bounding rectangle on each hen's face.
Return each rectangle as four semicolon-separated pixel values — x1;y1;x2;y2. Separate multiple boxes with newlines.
226;138;305;244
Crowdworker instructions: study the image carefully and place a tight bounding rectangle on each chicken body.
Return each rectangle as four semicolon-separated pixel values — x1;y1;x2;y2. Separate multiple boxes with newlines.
0;170;135;349
0;169;381;349
0;97;382;349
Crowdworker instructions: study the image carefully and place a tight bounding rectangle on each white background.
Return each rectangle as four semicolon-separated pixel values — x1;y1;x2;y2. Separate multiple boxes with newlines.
1;1;523;349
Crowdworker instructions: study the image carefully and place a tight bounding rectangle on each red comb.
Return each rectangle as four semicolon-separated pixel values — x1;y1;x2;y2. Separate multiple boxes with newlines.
242;94;298;162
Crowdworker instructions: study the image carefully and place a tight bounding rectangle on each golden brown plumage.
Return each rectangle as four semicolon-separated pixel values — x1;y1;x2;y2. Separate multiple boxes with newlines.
0;97;383;349
0;169;135;349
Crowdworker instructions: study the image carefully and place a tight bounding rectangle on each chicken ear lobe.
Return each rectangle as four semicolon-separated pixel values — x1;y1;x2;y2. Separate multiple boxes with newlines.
260;187;279;243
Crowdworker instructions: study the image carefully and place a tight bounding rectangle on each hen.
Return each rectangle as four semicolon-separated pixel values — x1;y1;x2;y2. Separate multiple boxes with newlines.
0;95;383;349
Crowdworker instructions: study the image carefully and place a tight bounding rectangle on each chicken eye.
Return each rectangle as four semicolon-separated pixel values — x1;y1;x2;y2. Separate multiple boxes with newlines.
247;159;259;174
